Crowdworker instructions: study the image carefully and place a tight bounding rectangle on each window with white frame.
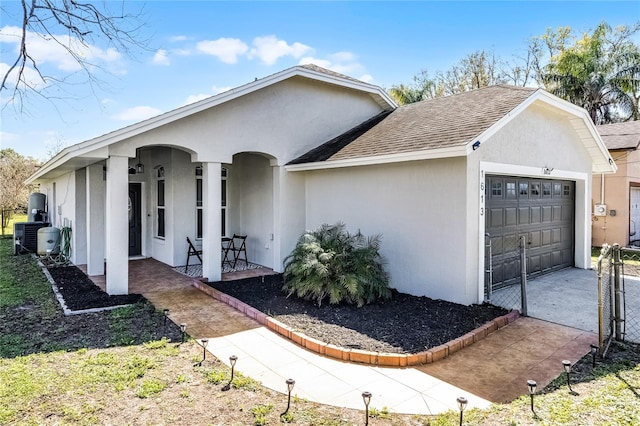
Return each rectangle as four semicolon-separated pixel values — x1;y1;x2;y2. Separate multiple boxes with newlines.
195;166;203;239
195;166;228;238
156;166;165;238
221;167;227;237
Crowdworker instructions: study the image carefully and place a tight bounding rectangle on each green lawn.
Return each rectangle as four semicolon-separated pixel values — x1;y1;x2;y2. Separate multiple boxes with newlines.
1;213;27;236
1;236;639;425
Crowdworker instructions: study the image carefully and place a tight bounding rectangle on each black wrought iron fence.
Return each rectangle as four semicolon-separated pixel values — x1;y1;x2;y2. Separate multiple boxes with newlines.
485;233;527;315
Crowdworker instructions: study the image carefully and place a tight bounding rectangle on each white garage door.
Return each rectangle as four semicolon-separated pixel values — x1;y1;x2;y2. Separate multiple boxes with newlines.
486;176;575;286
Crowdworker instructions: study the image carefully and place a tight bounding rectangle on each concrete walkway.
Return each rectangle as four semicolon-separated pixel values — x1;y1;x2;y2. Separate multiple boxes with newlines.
89;259;598;415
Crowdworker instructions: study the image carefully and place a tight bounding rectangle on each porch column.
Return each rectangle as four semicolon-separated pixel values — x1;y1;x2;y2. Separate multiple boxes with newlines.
86;164;105;276
202;162;222;282
105;155;129;295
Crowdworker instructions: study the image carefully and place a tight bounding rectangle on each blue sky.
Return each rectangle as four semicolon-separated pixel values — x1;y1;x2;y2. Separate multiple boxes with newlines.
1;1;638;160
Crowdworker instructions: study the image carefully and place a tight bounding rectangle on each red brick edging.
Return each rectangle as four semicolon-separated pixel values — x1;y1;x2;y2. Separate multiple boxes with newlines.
192;280;520;367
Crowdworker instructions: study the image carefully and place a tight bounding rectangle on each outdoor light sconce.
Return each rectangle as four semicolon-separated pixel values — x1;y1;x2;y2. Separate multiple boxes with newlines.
543;166;554;175
562;360;576;394
222;355;238;391
194;338;209;366
456;396;468;426
590;344;599;368
362;391;372;426
180;323;187;344
527;380;537;415
135;149;144;174
280;378;295;417
472;141;481;150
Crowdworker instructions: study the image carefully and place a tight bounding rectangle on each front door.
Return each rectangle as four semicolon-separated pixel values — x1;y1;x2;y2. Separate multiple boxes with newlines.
129;183;142;256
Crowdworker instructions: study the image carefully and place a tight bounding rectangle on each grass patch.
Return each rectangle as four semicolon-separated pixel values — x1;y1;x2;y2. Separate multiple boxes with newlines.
1;236;639;424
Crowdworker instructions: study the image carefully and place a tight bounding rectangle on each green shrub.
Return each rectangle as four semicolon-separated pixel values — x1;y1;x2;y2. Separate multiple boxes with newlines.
283;223;391;307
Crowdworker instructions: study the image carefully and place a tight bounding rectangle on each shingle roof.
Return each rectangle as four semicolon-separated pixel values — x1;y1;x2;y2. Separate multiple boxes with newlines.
288;111;393;164
291;85;537;164
597;121;640;150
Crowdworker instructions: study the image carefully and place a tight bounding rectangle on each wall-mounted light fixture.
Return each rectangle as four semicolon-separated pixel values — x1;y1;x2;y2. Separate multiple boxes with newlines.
135;148;144;174
472;141;481;150
543;166;554;175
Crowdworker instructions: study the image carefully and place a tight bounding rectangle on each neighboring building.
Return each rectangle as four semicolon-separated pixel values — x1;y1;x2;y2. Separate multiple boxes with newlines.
592;121;640;248
27;65;616;305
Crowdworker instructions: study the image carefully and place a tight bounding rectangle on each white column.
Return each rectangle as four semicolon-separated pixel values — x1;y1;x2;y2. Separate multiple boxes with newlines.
86;164;106;276
202;162;222;282
74;168;87;265
105;155;129;295
272;165;283;273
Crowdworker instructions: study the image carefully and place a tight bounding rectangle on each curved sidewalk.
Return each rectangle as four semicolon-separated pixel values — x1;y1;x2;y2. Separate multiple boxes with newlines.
127;259;596;415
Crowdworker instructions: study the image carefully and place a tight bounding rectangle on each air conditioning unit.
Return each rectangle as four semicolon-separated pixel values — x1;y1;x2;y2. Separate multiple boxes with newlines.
13;222;50;255
594;204;607;217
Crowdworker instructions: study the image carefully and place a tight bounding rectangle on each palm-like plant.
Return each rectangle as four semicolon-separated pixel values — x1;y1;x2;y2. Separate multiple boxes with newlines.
542;22;640;124
283;223;391;307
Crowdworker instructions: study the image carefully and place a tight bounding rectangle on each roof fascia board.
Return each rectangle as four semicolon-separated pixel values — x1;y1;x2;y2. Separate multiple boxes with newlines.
286;145;467;172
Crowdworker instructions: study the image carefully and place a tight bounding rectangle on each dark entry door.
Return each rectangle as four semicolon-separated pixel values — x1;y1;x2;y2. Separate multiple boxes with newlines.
486;176;575;286
129;183;142;256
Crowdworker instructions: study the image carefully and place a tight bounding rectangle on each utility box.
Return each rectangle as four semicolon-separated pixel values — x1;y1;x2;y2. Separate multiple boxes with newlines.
594;204;607;217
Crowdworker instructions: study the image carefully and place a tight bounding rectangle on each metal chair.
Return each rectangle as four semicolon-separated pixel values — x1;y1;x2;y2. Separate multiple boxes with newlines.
229;234;247;268
221;237;234;268
185;237;203;272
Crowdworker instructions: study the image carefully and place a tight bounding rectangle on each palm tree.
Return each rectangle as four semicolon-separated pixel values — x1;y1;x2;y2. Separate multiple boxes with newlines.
542;22;640;124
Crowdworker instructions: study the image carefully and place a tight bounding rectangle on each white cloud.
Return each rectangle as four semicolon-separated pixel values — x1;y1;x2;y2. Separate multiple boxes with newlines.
111;106;163;121
299;51;373;82
196;38;248;64
359;74;374;83
211;85;232;94
184;94;210;105
152;49;170;66
249;35;312;65
0;25;123;74
183;85;232;106
0;61;48;91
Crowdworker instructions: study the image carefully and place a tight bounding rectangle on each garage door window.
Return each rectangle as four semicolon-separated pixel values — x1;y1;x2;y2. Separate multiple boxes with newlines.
519;182;529;196
492;181;502;197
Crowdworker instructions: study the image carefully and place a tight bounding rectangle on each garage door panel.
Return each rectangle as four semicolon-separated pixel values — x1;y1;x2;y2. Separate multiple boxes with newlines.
505;208;517;226
530;230;541;248
489;208;503;228
531;206;541;223
486;176;574;285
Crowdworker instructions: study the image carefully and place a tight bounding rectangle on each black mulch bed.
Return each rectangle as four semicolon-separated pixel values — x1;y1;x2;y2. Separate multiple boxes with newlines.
208;274;509;354
47;265;144;311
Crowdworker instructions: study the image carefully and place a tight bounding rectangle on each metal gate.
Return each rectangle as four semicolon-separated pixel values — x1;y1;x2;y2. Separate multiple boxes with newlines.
597;244;640;358
485;233;528;316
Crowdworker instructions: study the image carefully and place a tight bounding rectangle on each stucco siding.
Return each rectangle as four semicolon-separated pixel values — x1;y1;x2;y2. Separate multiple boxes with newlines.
232;153;274;268
592;149;640;247
108;78;383;166
304;158;469;304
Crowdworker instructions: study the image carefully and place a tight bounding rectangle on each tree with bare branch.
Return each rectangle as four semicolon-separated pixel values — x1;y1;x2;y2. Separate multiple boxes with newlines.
1;0;147;109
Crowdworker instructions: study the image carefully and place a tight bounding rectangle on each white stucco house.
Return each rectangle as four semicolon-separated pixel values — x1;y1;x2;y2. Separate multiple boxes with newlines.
27;64;616;305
